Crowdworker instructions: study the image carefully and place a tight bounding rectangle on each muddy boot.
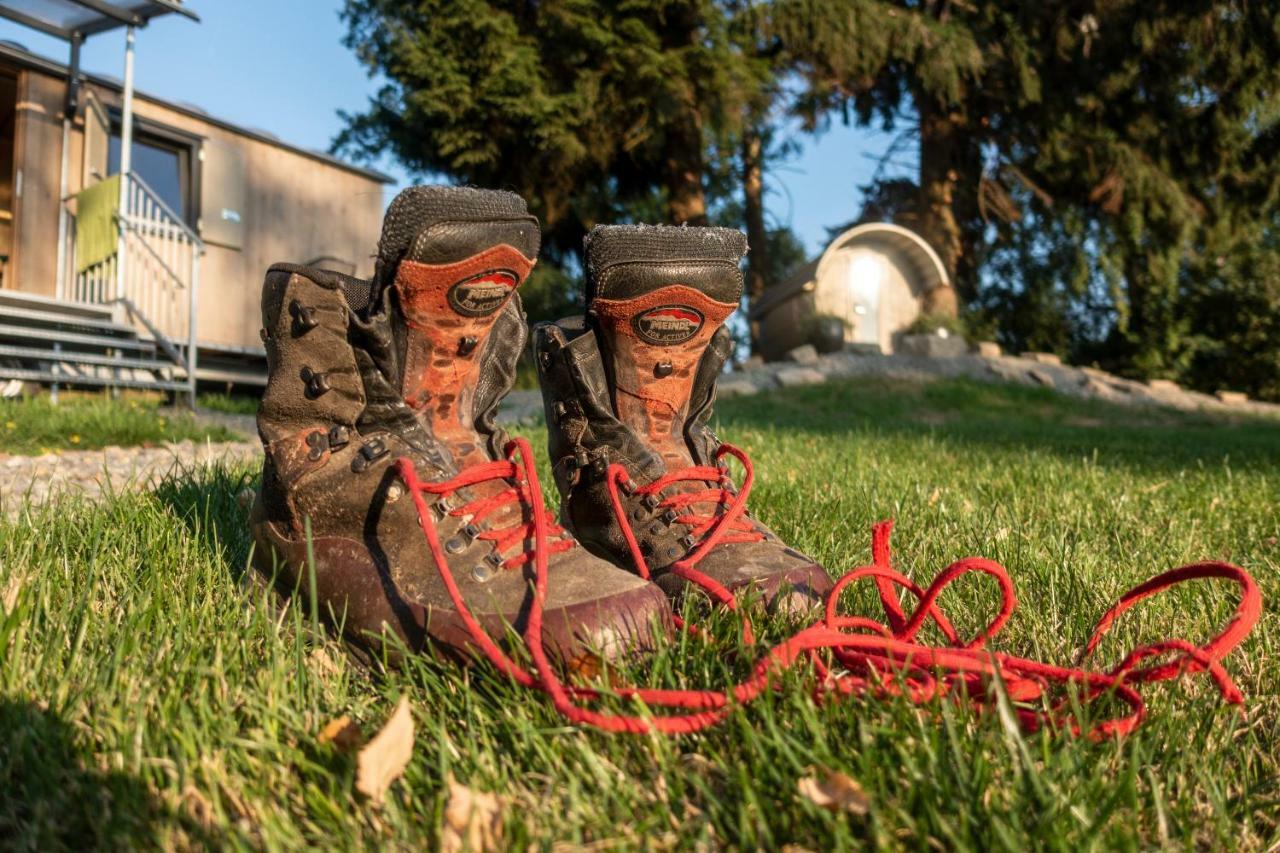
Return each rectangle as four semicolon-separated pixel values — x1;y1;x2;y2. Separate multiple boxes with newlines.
533;224;833;612
249;191;668;665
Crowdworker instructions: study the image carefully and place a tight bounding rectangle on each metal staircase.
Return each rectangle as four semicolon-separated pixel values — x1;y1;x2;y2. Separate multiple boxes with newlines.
0;169;204;403
0;289;190;399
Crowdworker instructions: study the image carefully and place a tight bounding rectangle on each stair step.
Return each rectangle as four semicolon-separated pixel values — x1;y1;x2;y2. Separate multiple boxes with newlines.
0;289;115;321
0;304;136;335
0;366;189;392
195;365;266;386
0;343;175;373
0;323;153;351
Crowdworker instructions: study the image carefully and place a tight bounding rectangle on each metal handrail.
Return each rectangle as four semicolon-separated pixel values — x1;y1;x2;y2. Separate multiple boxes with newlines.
123;170;203;247
59;170;203;405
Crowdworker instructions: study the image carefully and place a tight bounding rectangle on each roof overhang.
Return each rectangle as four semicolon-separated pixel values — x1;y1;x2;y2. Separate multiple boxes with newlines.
0;0;197;41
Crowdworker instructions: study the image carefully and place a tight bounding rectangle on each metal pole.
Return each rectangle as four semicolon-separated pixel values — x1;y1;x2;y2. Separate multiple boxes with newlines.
54;33;82;300
187;246;199;409
114;25;136;303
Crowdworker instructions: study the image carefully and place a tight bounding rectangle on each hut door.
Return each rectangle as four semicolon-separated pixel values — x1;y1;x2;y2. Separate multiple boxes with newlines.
846;251;883;346
82;92;109;186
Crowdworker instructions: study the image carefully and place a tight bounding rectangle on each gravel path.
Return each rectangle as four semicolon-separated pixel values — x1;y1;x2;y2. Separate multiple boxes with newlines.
1;439;261;517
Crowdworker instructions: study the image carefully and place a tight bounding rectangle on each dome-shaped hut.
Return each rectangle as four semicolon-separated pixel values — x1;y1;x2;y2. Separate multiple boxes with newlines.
749;223;953;361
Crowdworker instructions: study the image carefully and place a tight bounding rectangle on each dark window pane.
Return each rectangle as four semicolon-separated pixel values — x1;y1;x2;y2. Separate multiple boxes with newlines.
108;134;187;221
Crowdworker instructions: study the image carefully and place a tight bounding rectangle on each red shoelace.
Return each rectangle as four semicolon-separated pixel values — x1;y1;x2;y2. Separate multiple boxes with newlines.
397;438;1262;738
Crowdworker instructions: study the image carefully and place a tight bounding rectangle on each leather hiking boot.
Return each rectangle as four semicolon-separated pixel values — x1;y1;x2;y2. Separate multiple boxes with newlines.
249;190;667;666
533;224;833;613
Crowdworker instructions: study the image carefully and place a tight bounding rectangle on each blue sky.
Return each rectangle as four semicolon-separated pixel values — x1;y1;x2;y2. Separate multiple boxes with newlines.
0;0;906;256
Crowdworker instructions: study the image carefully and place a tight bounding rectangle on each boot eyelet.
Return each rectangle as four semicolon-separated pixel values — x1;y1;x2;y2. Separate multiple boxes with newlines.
433;498;452;518
289;300;319;336
654;361;673;378
327;425;350;449
350;438;388;472
641;494;660;511
471;564;495;583
457;335;479;356
300;366;332;399
680;534;697;549
385;483;404;503
444;537;467;555
661;509;679;525
462;524;480;541
305;430;328;461
632;507;649;521
486;552;503;567
648;522;665;536
664;546;680;559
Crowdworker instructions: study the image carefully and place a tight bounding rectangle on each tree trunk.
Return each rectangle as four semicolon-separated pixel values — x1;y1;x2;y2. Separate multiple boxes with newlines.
916;97;964;316
664;113;707;225
742;127;770;353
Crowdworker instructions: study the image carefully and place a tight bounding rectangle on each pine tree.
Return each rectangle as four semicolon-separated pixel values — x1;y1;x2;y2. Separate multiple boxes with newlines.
336;0;762;266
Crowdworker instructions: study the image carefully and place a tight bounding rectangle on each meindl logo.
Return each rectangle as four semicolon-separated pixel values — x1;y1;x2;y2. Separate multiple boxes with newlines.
633;304;705;345
447;269;518;317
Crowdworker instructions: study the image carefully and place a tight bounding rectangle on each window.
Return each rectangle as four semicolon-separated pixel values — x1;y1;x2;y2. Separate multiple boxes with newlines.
108;124;196;225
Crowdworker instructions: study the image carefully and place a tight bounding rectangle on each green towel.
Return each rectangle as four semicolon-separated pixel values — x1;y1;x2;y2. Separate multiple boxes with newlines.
75;174;120;273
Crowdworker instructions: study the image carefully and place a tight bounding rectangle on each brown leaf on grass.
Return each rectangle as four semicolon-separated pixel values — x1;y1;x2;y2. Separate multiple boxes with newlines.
927;487;942;508
797;769;871;815
2;573;23;611
355;697;414;804
442;776;504;853
318;715;363;752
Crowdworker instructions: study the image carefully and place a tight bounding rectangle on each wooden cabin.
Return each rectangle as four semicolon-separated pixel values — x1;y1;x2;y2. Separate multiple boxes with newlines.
0;37;389;394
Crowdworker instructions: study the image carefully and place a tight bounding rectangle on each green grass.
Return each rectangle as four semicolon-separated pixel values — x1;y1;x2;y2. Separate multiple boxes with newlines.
197;392;262;417
0;396;237;455
1;377;1276;849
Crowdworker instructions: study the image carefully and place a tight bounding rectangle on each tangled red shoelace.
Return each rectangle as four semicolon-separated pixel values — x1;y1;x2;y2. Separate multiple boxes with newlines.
397;438;1262;738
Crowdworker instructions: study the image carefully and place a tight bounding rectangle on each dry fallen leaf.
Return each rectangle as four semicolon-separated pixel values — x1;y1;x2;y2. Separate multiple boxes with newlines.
355;697;414;804
442;775;504;853
2;573;24;611
927;487;942;508
797;769;871;815
318;715;364;752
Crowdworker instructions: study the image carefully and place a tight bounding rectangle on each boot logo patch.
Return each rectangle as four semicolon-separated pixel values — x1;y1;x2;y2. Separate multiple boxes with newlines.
633;305;705;346
447;269;518;317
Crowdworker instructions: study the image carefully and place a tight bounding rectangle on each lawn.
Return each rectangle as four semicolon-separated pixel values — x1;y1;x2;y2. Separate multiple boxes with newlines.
0;396;238;455
1;378;1276;849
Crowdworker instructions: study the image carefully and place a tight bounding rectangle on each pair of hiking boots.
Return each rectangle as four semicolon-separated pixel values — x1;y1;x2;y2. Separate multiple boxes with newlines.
249;187;831;666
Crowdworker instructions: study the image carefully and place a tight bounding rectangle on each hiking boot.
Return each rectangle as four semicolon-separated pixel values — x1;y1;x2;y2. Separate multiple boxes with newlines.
533;224;833;612
249;189;668;665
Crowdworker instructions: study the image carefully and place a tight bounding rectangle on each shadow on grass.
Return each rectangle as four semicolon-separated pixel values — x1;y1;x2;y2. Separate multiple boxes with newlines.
0;699;218;847
716;376;1280;477
153;462;259;584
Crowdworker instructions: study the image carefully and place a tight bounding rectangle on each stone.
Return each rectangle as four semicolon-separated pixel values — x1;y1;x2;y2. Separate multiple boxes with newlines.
1216;390;1248;406
1079;365;1112;379
975;341;1002;358
718;378;761;398
1027;368;1055;387
775;367;826;388
1021;351;1062;365
742;354;765;370
785;344;820;365
1146;379;1180;394
898;334;968;359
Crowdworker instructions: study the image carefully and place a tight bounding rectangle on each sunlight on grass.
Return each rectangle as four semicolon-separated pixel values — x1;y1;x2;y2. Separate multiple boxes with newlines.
0;378;1275;848
0;396;236;455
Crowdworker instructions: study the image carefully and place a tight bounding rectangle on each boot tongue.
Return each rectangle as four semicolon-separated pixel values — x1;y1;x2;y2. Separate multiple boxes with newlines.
585;225;745;472
383;187;540;468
